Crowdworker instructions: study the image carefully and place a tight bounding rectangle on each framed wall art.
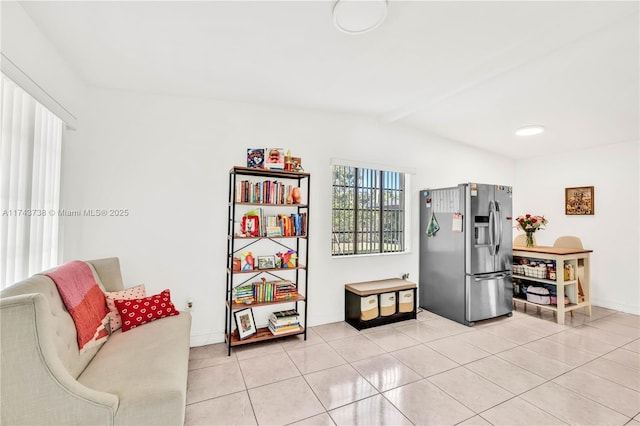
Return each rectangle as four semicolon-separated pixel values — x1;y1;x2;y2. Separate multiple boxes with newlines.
234;308;257;340
565;186;594;215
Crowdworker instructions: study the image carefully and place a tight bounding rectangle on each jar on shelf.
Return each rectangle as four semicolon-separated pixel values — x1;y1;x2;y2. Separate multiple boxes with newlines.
568;264;575;280
564;263;575;281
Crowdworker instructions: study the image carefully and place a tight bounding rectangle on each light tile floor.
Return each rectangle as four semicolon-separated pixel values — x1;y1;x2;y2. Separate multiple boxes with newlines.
186;305;640;425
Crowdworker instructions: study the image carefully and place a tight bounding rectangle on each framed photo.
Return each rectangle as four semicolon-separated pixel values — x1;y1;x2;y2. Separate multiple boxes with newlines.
565;186;594;215
234;308;257;340
265;148;285;170
241;215;260;236
291;157;302;172
257;255;276;270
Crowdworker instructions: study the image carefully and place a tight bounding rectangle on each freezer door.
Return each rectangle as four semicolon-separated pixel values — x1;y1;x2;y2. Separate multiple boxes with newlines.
465;272;513;324
465;184;495;275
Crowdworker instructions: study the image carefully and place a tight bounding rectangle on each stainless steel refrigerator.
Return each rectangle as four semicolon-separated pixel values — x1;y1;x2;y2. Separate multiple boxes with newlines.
419;183;513;326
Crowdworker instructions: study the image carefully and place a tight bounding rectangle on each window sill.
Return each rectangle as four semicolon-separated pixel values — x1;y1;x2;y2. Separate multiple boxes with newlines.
331;250;412;259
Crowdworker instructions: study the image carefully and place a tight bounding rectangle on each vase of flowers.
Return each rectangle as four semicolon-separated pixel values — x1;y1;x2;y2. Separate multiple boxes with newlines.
525;231;535;248
515;214;548;247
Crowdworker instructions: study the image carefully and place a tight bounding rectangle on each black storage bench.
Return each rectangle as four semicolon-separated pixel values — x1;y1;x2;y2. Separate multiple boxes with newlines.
344;278;417;330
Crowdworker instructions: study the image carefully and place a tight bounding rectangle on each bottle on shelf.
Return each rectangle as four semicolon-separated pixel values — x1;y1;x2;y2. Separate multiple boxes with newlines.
549;262;556;280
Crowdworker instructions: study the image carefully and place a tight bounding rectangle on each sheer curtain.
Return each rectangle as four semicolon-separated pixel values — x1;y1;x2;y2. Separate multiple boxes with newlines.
1;75;62;289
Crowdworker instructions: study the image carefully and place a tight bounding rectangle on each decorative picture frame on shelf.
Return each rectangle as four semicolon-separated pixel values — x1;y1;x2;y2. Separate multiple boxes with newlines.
291;157;302;172
257;255;276;270
246;148;265;169
265;148;285;170
241;215;260;236
234;308;257;340
565;186;594;215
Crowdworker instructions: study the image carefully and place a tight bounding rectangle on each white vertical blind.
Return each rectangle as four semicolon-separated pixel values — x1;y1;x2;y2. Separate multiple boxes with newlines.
1;75;62;289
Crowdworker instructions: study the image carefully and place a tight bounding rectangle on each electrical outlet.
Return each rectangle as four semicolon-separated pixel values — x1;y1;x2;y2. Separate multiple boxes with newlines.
186;299;193;310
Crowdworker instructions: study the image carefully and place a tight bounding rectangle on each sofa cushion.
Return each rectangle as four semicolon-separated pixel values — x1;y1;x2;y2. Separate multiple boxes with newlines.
104;284;147;332
77;313;191;426
114;289;179;332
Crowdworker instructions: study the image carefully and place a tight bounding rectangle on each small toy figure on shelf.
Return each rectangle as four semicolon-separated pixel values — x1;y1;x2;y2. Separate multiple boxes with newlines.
284;150;293;171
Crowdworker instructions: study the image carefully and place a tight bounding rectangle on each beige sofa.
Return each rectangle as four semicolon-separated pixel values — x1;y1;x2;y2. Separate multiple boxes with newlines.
0;257;192;425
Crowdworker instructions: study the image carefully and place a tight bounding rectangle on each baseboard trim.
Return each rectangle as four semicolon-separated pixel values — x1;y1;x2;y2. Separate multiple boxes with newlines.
190;331;225;348
591;297;640;316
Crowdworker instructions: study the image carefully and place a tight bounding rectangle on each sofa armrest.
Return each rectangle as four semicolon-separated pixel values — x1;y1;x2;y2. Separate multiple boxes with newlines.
1;294;119;425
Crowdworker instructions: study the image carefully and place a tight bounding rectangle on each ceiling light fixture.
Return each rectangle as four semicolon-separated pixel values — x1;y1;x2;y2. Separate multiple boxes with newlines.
333;0;388;35
515;125;545;136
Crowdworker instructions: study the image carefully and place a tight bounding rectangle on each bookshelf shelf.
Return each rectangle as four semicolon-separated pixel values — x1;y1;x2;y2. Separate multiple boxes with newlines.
228;235;307;240
227;264;307;274
232;202;309;208
231;166;310;179
226;326;306;347
225;166;310;355
227;294;306;310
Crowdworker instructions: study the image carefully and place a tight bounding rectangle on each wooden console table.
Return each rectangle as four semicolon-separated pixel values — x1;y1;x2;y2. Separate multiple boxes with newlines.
513;245;592;325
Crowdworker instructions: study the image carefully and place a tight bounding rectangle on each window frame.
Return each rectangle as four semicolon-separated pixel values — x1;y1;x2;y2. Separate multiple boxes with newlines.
331;163;408;257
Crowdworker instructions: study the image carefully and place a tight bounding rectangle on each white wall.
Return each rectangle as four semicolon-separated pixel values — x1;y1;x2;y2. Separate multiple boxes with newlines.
514;140;639;314
5;0;637;347
60;87;516;345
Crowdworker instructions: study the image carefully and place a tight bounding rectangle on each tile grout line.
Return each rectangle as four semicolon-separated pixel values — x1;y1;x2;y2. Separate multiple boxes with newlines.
185;307;637;425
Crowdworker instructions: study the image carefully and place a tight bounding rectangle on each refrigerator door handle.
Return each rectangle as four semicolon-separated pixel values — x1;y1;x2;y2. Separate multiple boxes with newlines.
495;201;502;254
488;201;496;255
474;272;510;281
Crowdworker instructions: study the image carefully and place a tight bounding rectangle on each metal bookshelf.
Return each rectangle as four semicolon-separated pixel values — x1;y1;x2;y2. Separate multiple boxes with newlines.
225;166;310;355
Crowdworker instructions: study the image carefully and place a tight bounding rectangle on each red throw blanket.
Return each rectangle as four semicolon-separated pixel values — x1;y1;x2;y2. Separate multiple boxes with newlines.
46;261;110;353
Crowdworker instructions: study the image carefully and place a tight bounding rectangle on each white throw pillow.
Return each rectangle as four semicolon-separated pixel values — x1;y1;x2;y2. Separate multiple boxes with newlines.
104;284;146;332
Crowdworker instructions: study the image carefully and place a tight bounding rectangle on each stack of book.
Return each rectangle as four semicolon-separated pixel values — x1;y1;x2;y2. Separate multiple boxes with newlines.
268;309;300;335
233;284;255;304
274;281;298;301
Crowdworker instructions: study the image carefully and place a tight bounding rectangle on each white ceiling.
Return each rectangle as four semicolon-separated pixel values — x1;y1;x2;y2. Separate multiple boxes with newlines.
18;1;640;159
